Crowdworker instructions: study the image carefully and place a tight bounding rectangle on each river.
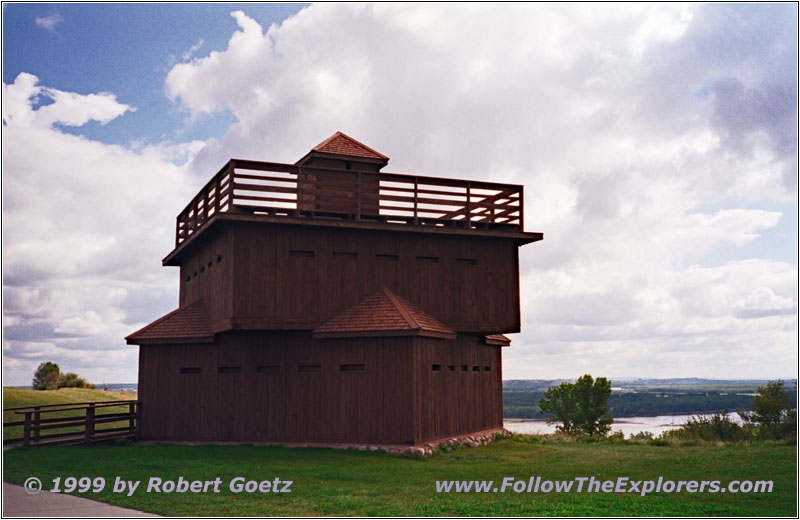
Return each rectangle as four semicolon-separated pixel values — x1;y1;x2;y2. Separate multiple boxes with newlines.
504;412;745;437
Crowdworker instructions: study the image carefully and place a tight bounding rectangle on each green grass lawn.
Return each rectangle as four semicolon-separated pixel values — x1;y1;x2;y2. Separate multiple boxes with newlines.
3;388;137;441
3;439;795;516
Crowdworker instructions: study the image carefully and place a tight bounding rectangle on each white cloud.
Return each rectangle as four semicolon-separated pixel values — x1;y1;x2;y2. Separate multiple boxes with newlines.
2;73;135;129
182;39;205;61
35;13;63;32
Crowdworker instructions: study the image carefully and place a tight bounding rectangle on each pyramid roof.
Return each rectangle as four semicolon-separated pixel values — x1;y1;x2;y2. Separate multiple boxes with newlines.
313;288;455;339
311;131;389;160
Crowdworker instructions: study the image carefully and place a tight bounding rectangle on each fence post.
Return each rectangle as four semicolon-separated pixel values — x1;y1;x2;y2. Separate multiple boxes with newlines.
128;402;136;436
135;402;142;439
33;406;41;443
85;404;95;443
23;411;31;447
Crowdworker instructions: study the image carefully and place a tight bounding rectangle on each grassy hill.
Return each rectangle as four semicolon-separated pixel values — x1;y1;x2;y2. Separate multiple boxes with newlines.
3;387;136;409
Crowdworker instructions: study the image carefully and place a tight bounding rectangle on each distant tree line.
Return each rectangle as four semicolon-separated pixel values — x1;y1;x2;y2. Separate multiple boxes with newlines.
503;388;795;419
32;362;94;390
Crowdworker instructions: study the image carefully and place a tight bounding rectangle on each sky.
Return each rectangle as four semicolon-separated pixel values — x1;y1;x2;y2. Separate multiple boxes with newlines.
2;3;797;386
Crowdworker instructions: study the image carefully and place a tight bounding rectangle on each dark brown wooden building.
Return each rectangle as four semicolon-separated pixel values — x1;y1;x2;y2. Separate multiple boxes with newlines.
127;132;542;445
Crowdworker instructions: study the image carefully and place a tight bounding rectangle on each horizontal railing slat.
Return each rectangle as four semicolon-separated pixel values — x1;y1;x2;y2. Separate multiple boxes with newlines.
4;399;138;412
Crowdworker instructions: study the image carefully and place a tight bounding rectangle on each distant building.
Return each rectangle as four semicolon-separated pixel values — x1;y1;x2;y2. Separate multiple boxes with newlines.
127;132;542;445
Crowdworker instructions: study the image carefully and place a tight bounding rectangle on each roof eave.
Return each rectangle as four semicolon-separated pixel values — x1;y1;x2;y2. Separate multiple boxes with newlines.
295;150;388;166
127;336;215;346
312;328;456;340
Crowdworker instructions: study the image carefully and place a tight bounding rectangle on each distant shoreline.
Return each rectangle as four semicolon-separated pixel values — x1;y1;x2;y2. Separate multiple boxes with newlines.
505;409;750;422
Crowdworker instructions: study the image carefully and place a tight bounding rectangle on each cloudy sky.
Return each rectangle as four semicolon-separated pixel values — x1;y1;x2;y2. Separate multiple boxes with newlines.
2;3;797;386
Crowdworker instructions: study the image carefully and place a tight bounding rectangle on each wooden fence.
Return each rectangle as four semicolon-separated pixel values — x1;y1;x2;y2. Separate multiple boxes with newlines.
176;159;524;245
3;400;139;447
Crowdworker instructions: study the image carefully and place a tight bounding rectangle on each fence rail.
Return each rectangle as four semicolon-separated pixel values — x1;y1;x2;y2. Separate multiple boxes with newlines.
3;400;139;447
176;159;524;245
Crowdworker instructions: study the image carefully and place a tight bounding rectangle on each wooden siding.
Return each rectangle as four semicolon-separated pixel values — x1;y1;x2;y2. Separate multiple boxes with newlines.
412;335;503;443
178;229;233;330
138;332;415;444
220;223;520;333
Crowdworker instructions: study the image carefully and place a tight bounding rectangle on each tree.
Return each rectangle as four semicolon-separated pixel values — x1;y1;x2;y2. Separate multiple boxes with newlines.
539;374;613;437
572;375;614;436
32;361;61;390
58;372;89;388
741;380;796;440
538;382;578;434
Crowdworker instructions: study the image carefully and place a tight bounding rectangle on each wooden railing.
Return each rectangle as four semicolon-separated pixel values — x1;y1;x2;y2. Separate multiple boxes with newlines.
3;400;139;447
176;159;524;245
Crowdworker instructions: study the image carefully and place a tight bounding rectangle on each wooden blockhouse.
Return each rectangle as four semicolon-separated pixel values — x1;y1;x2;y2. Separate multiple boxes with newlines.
127;132;542;445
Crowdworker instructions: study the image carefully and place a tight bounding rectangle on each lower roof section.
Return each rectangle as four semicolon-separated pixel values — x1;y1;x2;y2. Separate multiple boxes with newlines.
127;292;513;348
484;334;512;347
126;300;214;345
313;288;456;340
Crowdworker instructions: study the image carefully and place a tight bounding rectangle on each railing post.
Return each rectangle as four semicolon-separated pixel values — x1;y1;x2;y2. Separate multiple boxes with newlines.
227;162;239;214
33;406;41;443
466;182;472;228
23;411;31;447
413;177;419;225
85;403;95;444
215;168;222;214
229;162;236;212
518;184;524;230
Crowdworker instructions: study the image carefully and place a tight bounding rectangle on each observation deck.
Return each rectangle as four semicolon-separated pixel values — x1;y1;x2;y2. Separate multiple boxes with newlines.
165;133;541;265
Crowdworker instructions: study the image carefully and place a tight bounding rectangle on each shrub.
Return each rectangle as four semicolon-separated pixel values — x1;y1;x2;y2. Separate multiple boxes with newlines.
741;381;796;441
608;431;625;442
58;372;89;388
666;412;751;442
629;431;654;441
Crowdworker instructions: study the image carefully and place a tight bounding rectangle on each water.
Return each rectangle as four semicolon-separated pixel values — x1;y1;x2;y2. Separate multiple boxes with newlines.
102;383;138;393
504;413;745;438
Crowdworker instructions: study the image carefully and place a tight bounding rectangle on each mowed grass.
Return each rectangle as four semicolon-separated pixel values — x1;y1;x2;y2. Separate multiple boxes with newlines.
3;388;137;441
3;439;795;516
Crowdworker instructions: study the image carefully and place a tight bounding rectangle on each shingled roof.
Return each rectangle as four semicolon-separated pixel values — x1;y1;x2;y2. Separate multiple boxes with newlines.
313;288;456;340
126;299;214;345
484;334;512;347
311;131;389;160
